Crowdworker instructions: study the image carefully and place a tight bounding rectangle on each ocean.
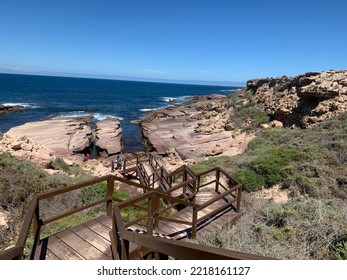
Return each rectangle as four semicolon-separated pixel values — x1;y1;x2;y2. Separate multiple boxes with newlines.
0;73;238;152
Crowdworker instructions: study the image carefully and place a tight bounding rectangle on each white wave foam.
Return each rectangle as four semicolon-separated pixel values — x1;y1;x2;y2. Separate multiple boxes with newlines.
161;96;191;103
161;97;176;102
93;113;124;121
140;106;169;112
53;111;123;121
53;111;92;119
2;102;39;108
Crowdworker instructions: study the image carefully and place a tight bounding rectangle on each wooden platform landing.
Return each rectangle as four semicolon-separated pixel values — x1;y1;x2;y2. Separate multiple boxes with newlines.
35;216;113;260
35;195;238;259
155;192;240;239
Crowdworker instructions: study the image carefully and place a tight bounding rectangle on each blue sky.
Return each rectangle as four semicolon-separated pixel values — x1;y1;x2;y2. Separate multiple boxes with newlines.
1;0;346;85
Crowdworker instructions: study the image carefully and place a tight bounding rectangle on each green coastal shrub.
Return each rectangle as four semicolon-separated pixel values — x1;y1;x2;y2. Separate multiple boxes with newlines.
249;148;299;187
197;194;347;259
232;147;299;191
51;157;70;172
190;156;234;174
233;169;265;191
51;157;89;177
227;91;270;132
335;241;347;260
265;202;297;227
0;153;85;251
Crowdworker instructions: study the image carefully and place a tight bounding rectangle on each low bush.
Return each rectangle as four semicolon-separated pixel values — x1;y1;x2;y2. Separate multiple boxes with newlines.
232;147;299;191
233;169;265;191
190;156;234;174
51;157;89;177
227;92;270;132
335;241;347;260
0;153;86;251
197;194;347;259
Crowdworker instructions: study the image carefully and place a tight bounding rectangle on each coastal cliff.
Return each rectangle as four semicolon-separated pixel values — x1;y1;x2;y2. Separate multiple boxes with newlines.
245;70;347;127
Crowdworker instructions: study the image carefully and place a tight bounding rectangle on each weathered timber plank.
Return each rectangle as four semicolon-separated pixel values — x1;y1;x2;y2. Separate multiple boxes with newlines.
56;230;111;260
95;215;112;229
45;249;59;260
70;224;112;257
83;219;111;241
46;236;85;260
158;221;190;239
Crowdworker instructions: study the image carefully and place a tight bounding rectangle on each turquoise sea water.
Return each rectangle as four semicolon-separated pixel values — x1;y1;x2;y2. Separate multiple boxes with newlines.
0;73;237;152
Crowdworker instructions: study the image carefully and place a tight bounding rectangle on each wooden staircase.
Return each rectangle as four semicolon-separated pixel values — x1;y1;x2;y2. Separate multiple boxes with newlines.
0;153;251;260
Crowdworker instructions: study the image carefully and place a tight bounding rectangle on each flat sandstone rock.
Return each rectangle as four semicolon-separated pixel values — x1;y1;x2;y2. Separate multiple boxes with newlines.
95;118;123;156
5;118;92;155
141;95;252;160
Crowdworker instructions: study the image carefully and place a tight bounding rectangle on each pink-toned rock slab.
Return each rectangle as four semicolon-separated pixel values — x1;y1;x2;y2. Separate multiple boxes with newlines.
140;95;245;159
95;118;123;156
5;118;92;155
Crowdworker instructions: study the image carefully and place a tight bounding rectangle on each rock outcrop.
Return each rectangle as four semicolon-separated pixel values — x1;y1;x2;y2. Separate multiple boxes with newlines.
245;70;347;127
0;116;124;176
0;104;24;115
5;117;93;155
0;135;55;168
95;118;123;157
140;94;253;161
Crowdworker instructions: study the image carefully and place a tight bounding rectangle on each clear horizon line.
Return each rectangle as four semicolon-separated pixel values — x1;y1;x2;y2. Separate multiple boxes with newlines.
0;68;246;87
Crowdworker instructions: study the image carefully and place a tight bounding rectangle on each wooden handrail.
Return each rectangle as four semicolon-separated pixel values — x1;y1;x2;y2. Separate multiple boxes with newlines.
1;154;244;260
37;175;113;200
114;176;153;192
197;184;241;211
112;203;273;260
0;246;23;260
0;174;152;260
43;197;110;225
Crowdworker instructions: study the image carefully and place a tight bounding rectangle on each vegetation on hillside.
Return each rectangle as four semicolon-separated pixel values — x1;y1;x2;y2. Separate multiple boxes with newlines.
192;92;347;259
0;153;90;251
0;153;171;253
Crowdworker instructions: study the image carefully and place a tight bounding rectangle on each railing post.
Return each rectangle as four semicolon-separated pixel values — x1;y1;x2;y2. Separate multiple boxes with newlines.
236;186;242;213
192;207;198;239
215;169;220;192
197;175;201;192
154;194;160;228
147;193;156;235
192;180;197;202
30;201;42;260
107;177;115;217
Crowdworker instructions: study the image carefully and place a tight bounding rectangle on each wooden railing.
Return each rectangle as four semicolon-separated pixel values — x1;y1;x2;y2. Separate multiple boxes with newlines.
0;174;152;260
196;167;242;213
111;193;272;260
110;176;241;240
0;156;244;260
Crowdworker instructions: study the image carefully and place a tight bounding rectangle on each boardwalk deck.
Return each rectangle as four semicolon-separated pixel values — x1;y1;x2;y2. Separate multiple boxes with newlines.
35;216;113;260
0;155;246;260
27;157;242;260
35;191;239;260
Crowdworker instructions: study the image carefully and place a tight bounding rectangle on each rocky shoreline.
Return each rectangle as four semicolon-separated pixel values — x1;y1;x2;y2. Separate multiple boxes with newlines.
0;93;252;175
139;94;254;170
2;69;346;176
0;104;24;115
